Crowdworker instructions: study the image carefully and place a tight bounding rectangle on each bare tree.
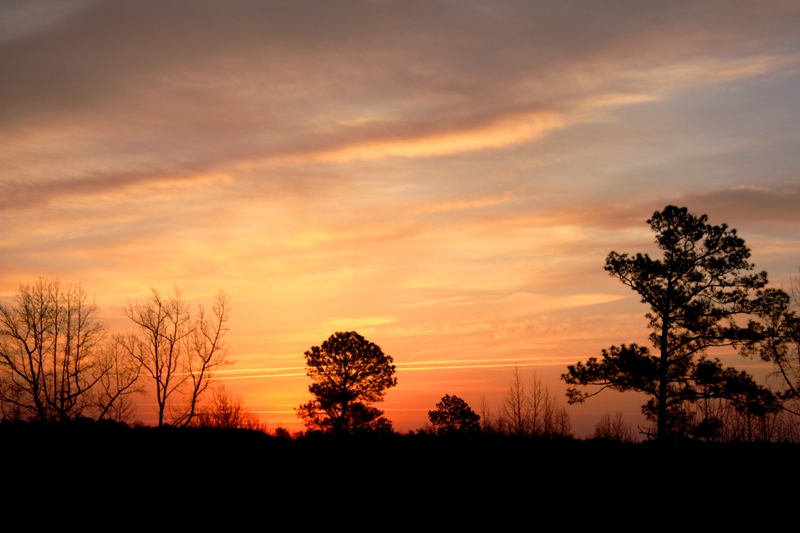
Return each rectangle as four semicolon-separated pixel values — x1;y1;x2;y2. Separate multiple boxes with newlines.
480;394;497;434
530;372;572;439
173;292;231;426
0;278;138;422
498;367;572;439
92;337;145;423
553;405;572;438
530;372;557;437
499;366;530;436
593;411;634;442
122;287;230;426
196;383;264;431
122;287;190;426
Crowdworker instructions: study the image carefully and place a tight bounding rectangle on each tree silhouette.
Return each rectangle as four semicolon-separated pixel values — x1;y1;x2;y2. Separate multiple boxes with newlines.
297;331;396;435
593;411;634;442
743;276;800;417
120;287;230;427
196;384;264;430
428;394;480;435
0;278;140;422
498;368;572;438
499;366;530;436
563;206;777;439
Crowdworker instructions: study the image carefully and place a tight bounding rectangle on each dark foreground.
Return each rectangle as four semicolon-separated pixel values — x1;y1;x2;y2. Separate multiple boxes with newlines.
3;421;797;519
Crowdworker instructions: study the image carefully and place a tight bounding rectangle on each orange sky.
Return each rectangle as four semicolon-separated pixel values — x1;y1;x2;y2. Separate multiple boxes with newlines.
2;1;799;436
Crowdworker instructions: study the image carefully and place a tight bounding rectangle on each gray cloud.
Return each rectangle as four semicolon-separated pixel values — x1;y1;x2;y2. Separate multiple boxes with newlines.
677;185;800;226
4;0;798;134
2;1;799;242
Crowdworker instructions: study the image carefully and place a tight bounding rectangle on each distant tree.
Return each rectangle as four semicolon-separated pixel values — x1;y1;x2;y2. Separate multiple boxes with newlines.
593;411;634;443
551;404;573;439
121;287;230;427
480;394;498;434
529;371;571;439
499;366;530;437
296;331;396;435
499;367;571;439
196;384;264;431
0;278;140;422
428;394;480;435
273;427;292;439
563;206;778;439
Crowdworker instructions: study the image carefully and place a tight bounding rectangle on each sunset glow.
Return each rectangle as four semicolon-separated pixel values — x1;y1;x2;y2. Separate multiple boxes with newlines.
2;0;799;436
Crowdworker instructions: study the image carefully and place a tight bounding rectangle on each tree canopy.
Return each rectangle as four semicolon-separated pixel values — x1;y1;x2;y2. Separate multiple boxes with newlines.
743;275;800;416
297;331;396;435
428;394;480;435
562;206;778;439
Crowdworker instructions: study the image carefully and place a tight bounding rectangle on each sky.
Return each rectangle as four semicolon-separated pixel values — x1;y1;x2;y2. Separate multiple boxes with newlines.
2;0;799;436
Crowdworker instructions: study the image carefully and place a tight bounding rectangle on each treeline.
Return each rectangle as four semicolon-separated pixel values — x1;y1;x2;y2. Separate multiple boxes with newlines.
420;369;572;440
421;368;800;443
3;279;798;442
286;206;800;444
3;206;799;444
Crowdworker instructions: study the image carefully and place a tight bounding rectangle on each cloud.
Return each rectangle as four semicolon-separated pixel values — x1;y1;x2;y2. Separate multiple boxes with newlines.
476;182;800;235
3;0;798;206
313;112;565;162
676;185;800;225
0;0;92;41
